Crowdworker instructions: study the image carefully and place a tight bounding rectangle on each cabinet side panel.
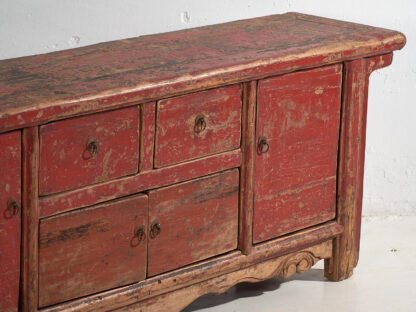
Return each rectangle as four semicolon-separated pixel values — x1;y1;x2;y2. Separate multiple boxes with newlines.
254;65;342;243
0;131;21;312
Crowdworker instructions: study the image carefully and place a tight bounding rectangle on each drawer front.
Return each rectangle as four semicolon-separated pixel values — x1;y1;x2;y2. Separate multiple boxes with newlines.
254;65;342;243
39;106;139;195
155;85;242;168
39;194;148;307
0;131;21;312
148;169;239;276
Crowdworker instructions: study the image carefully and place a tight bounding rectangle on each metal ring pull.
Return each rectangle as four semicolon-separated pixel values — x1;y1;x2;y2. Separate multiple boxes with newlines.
257;136;270;154
131;225;146;247
149;221;161;239
5;198;19;219
194;115;207;134
82;138;99;160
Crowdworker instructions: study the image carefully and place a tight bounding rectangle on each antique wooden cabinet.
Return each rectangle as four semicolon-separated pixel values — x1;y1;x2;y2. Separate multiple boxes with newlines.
0;12;406;312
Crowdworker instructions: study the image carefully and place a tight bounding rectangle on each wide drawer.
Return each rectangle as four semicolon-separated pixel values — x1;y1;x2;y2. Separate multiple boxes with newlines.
39;107;140;195
155;85;242;168
38;194;148;307
147;169;239;276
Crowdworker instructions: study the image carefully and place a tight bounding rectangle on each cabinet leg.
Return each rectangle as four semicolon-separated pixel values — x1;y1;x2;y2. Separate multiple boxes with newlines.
324;54;393;281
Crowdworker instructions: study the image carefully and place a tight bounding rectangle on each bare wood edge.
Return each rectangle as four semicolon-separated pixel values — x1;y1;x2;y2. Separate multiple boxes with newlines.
324;53;393;282
238;81;257;254
117;240;332;312
39;149;242;218
40;221;343;312
21;127;40;312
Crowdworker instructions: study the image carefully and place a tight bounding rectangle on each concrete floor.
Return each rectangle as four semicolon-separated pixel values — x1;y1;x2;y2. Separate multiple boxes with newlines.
184;216;416;312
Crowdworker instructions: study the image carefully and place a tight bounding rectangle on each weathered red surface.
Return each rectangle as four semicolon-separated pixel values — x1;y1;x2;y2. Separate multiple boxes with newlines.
253;65;342;243
155;85;241;167
140;102;156;171
39;106;140;195
0;131;21;312
147;169;239;276
38;194;148;307
0;13;405;133
39;149;241;218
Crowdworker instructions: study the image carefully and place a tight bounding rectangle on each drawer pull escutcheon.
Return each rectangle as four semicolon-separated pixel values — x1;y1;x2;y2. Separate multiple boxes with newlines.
131;225;146;247
257;136;270;154
194;115;207;134
5;198;19;218
83;138;99;160
150;221;162;239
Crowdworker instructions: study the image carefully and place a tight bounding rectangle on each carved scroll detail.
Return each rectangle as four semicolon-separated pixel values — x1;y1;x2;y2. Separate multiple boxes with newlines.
278;251;320;279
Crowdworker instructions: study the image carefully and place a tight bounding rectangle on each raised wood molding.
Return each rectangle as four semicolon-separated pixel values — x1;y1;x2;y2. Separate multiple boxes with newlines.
21;127;40;312
117;241;332;312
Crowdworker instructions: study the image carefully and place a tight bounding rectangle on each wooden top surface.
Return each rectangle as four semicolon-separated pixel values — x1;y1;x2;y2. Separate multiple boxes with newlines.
0;12;405;133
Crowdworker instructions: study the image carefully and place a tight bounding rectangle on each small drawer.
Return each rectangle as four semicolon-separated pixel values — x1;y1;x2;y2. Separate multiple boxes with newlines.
155;85;242;168
38;194;148;307
147;169;239;276
39;107;140;195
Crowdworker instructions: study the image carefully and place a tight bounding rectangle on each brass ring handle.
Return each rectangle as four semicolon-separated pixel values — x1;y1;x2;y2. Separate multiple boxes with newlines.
5;198;19;219
83;138;99;160
257;136;270;154
131;225;146;247
194;115;207;134
149;221;161;239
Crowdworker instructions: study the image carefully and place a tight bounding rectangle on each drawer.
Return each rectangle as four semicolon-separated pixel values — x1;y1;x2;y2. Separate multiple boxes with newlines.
147;169;239;276
253;65;342;243
0;131;21;312
38;194;148;307
39;107;140;195
155;85;242;168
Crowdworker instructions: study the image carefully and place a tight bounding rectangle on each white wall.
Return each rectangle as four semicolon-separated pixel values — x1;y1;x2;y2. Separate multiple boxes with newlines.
1;0;414;216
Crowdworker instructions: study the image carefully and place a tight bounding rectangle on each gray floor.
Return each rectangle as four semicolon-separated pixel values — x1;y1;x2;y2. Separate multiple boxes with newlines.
183;216;416;312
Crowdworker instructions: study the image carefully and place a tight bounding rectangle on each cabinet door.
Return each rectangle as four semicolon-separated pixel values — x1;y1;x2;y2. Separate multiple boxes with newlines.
39;194;148;307
254;65;342;243
0;131;21;312
148;169;239;276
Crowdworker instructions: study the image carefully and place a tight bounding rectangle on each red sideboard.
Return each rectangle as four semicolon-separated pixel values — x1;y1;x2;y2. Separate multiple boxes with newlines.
0;12;405;311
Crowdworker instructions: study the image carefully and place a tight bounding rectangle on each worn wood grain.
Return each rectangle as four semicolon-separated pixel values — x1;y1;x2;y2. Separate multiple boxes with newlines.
238;81;257;254
117;241;332;312
38;194;148;307
0;13;405;134
140;102;156;171
39;149;241;217
39;106;140;195
148;169;239;276
0;131;21;312
40;222;343;312
21;127;39;312
254;64;342;243
325;54;393;282
155;85;241;167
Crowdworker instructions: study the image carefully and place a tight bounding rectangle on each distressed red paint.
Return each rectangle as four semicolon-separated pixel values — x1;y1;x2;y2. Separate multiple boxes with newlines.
0;131;21;312
155;85;242;167
38;194;148;307
254;65;342;243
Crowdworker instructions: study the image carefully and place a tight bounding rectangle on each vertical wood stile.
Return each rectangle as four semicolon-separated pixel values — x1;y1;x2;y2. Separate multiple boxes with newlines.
239;81;257;254
325;53;393;281
21;127;40;311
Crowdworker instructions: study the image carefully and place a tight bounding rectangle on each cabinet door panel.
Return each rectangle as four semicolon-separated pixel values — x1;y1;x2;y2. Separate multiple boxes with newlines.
0;131;21;312
254;65;342;243
39;194;148;307
148;169;239;276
